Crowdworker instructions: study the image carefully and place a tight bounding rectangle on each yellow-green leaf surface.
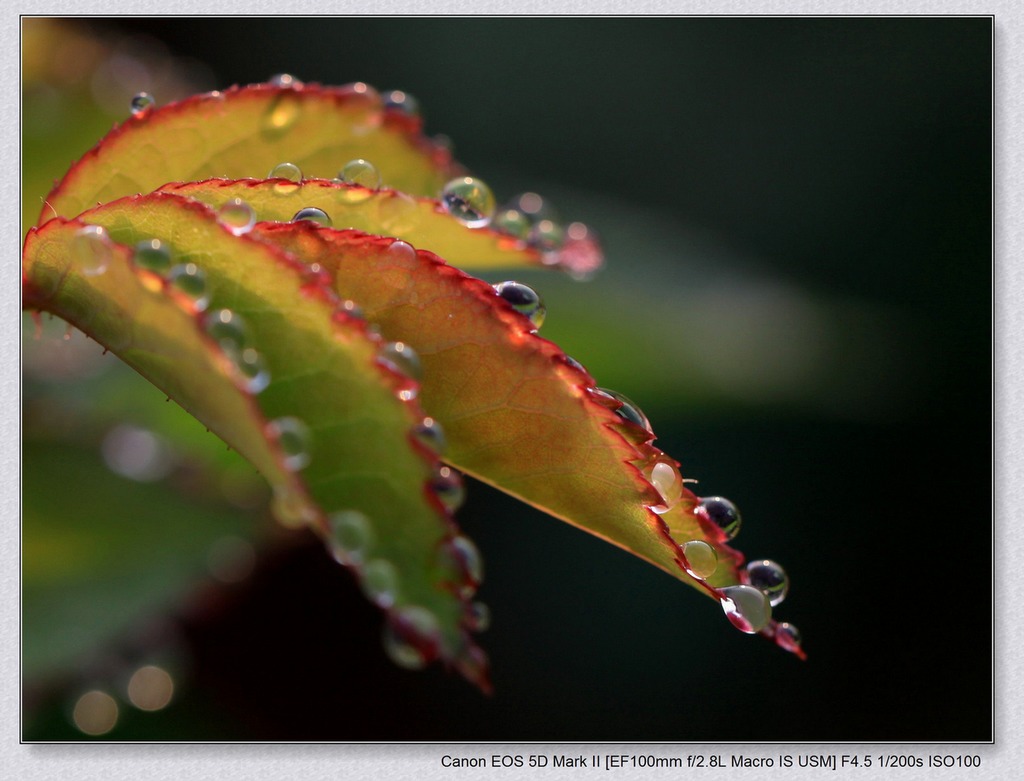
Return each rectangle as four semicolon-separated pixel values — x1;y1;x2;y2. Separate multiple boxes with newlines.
257;223;747;597
39;82;460;225
22;193;490;688
160;179;547;271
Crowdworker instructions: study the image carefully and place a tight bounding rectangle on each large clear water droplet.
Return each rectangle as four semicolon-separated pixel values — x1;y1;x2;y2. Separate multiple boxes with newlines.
682;540;719;580
327;509;374;565
133;238;171;274
745;559;789;606
412;417;447;454
267;416;312;471
168;263;209;311
493;281;546;329
590;387;652;433
339;158;381;190
360;559;400;608
441;177;496;228
72;226;112;276
268;161;302;182
696;496;742;540
217;198;256;236
291;207;332;227
378;341;422;381
204;309;250;354
430;466;465;513
720;584;772;634
130;92;155;115
645;456;683;514
383;605;440;669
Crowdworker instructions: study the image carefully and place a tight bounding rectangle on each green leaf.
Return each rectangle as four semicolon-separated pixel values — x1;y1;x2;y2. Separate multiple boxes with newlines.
23;193;490;687
39;83;460;225
255;223;745;596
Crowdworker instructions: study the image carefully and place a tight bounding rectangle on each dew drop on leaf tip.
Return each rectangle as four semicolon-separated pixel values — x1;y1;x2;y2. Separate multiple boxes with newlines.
204;308;250;354
360;558;400;608
378;340;423;381
744;559;789;606
493;280;546;329
234;347;270;394
441;534;483;596
719;584;771;634
412;416;447;454
773;621;802;654
130;91;154;116
466;601;490;632
441;176;496;228
269;73;303;89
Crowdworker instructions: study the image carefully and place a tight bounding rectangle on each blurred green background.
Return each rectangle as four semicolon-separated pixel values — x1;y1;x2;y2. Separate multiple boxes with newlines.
22;17;991;740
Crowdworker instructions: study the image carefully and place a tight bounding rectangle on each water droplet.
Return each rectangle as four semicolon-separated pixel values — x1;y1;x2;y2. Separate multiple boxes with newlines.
378;341;422;381
696;496;742;541
204;309;250;354
71;225;112;276
270;484;317;529
645;456;683;514
360;558;400;607
328;509;374;566
720;584;772;634
510;192;553;221
774;622;802;653
339;158;381;190
168;263;209;311
493;281;546;329
682;540;719;580
441;177;496;228
412;417;447;454
263;91;302;134
383;605;440;669
234;347;270;394
492;207;531;240
270;73;303;88
529;218;565;252
440;534;482;595
217;198;256;236
268;161;302;182
387;239;417;263
72;690;118;736
291;207;332;227
466;601;491;632
267;417;312;471
431;466;466;513
745;559;789;606
130;92;154;115
383;89;420;117
590;387;652;433
133;238;171;274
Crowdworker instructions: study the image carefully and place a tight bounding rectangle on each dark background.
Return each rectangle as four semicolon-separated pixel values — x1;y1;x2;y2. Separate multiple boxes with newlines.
24;17;991;741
